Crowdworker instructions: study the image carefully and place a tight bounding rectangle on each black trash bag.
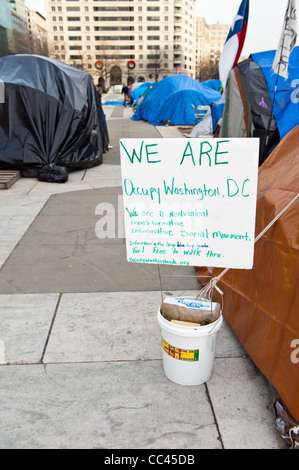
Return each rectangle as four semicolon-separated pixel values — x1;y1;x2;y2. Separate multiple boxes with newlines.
37;165;68;183
21;168;39;178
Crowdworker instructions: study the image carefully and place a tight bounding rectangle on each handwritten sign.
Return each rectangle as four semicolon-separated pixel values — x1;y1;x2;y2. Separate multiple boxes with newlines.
120;138;259;269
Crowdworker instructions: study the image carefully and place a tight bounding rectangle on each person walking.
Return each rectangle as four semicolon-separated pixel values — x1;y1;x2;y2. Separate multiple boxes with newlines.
122;83;129;106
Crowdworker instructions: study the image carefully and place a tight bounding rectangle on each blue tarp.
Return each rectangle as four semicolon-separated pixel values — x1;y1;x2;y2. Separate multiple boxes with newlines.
130;82;153;105
132;74;222;125
211;100;225;130
102;101;123;105
203;79;222;91
251;47;299;139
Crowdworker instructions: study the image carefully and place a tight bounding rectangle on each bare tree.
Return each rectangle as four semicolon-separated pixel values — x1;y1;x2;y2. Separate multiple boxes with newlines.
146;45;170;81
196;58;220;82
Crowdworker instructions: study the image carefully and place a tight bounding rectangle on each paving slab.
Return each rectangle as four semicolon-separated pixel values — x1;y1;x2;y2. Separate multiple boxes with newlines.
0;215;41;246
0;246;15;268
0;362;221;449
44;291;162;363
43;291;247;364
207;358;286;449
0;294;59;364
0;242;201;294
0;184;201;294
0;196;47;217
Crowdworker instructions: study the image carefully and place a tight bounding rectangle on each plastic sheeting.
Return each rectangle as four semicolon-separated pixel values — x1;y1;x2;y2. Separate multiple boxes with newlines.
211;100;225;130
195;125;299;422
130;82;153;106
132;74;221;126
203;79;222;91
251;47;299;140
0;54;109;180
220;59;279;165
184;108;213;137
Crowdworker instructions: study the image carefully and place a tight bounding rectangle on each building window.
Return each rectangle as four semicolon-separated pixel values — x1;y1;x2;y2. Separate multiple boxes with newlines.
93;6;134;12
94;16;134;21
95;45;135;50
94;36;134;41
147;63;160;69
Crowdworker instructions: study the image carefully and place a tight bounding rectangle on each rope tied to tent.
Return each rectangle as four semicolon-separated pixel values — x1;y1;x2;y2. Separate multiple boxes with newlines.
196;193;299;301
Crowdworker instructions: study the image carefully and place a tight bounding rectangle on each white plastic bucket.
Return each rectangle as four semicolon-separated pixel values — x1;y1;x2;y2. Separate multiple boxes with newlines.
157;308;223;385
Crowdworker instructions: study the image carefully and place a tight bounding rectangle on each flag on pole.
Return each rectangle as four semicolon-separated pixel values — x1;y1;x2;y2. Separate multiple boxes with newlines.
272;0;297;79
219;0;249;93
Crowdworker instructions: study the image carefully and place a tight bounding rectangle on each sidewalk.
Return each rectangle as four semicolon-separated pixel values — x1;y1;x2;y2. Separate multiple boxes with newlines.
0;101;286;449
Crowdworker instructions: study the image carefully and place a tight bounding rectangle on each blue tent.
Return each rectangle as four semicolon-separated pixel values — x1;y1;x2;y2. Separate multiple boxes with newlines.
203;79;222;91
132;74;222;125
251;47;299;140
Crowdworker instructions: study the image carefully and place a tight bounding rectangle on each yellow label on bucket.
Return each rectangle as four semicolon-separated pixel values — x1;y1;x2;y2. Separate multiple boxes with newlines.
162;338;199;362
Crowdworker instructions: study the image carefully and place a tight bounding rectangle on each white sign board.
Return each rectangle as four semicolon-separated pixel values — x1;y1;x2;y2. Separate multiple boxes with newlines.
120;138;259;269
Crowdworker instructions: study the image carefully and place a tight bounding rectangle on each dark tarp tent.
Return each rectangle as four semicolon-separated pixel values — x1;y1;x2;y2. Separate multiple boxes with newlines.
220;47;299;166
132;74;222;126
0;54;109;182
195;125;299;446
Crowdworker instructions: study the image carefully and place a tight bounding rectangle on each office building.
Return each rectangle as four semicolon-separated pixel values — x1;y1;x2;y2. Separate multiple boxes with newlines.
0;0;30;56
195;17;229;81
26;8;49;56
45;0;197;86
